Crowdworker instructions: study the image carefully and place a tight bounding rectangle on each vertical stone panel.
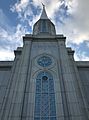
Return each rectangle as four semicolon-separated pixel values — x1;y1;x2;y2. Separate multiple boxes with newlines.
58;39;87;119
0;40;32;120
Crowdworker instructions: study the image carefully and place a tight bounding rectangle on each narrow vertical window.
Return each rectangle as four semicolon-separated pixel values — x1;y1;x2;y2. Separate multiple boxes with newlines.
34;71;56;120
40;20;48;32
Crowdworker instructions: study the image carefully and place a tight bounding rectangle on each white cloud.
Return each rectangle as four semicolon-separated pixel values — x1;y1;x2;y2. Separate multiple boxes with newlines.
0;24;25;60
0;9;27;60
53;0;89;49
0;9;13;32
86;42;89;48
11;0;29;12
0;50;14;61
32;0;64;18
0;24;25;47
74;51;89;61
0;0;89;61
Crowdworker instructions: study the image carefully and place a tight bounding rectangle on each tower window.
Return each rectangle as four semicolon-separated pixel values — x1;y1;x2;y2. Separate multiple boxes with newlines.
40;20;48;32
34;71;56;120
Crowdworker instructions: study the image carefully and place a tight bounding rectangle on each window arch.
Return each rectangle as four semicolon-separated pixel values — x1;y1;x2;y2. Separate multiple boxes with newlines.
34;71;56;120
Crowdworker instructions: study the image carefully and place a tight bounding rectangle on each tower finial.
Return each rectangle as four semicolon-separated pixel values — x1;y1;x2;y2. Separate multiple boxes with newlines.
41;2;45;8
40;3;48;19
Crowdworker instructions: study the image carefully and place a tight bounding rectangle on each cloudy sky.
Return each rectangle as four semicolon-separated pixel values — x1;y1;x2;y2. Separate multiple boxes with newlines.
0;0;89;61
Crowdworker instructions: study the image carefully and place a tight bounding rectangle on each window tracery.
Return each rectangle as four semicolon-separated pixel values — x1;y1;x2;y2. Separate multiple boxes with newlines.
34;71;56;120
37;56;52;67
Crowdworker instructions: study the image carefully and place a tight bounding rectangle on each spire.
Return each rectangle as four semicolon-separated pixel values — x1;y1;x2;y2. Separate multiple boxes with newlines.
33;4;56;35
40;3;48;19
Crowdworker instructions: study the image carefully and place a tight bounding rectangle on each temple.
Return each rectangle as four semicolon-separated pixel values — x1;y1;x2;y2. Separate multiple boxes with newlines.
0;6;89;120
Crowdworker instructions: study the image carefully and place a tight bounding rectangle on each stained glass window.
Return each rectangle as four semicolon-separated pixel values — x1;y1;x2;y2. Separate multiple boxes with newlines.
34;71;56;120
42;20;46;32
37;56;52;67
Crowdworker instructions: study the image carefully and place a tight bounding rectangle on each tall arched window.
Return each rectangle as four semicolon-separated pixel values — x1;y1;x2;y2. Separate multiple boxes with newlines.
34;71;56;120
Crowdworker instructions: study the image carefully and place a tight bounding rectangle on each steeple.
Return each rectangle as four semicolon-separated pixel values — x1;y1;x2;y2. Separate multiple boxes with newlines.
40;4;48;19
33;5;56;35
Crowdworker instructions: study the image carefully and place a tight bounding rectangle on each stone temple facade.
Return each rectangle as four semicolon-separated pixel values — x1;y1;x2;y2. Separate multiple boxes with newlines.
0;6;89;120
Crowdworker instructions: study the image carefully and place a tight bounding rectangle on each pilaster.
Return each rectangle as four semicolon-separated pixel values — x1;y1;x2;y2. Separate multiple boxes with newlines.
0;37;32;120
57;37;87;119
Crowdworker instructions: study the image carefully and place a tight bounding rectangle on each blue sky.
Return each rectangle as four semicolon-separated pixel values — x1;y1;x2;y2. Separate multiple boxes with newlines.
0;0;89;61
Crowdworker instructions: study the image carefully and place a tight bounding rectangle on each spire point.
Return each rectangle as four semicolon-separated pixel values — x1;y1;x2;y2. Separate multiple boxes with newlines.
40;3;48;19
41;2;45;8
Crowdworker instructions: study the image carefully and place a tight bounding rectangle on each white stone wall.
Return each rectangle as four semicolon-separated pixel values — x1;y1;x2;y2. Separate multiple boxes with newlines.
0;35;88;120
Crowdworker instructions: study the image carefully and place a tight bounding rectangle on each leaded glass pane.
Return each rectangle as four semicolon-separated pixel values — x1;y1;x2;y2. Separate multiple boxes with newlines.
36;79;41;93
37;56;52;67
41;93;49;116
34;117;40;120
49;79;54;93
50;117;56;120
34;94;41;116
41;20;46;32
41;117;49;120
42;77;48;93
34;71;56;120
50;94;56;116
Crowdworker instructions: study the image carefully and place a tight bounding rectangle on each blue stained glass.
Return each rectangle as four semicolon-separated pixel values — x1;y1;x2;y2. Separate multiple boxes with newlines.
42;80;48;93
36;80;41;93
41;117;49;120
50;102;56;116
40;20;48;32
34;117;40;120
49;80;54;93
50;117;56;120
41;94;49;116
37;56;52;67
34;94;41;116
34;71;56;120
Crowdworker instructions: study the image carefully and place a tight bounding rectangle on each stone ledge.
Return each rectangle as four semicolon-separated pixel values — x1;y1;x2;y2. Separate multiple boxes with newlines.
23;34;66;41
0;61;13;67
76;61;89;67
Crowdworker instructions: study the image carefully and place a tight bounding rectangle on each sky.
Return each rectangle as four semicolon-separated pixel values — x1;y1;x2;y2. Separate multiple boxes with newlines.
0;0;89;61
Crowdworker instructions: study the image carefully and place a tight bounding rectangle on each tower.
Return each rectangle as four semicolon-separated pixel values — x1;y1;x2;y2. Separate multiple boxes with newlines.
0;5;89;120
